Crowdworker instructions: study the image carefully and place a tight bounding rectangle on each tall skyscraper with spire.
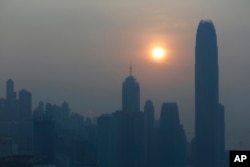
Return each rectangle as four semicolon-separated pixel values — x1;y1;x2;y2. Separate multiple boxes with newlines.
115;67;145;167
195;20;221;167
122;66;140;112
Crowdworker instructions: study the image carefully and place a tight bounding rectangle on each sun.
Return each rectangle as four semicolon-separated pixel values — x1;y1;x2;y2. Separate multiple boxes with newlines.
152;47;165;60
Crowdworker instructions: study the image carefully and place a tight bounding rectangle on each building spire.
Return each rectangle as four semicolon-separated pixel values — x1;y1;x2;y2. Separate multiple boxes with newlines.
129;64;132;76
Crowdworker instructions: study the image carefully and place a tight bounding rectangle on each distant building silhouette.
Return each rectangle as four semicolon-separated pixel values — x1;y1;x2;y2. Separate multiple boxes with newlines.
0;80;33;155
144;100;154;167
0;79;101;166
195;20;224;167
19;89;32;120
5;79;19;120
157;103;186;167
144;100;154;131
122;66;140;112
33;103;55;165
97;114;116;167
160;103;180;132
6;79;17;102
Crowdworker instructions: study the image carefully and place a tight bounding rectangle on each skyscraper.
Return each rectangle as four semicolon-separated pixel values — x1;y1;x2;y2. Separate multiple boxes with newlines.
6;79;16;102
159;103;186;167
195;20;220;167
160;103;180;132
19;89;32;119
33;106;55;165
114;68;145;167
5;79;18;120
144;100;154;167
144;100;154;131
122;66;140;112
18;89;33;154
97;114;116;167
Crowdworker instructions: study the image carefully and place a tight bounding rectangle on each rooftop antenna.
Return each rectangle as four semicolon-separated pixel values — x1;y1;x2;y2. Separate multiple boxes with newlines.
129;62;133;76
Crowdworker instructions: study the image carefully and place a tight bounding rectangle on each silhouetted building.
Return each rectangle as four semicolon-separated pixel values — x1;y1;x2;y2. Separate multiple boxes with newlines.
195;20;222;167
122;66;140;112
19;122;33;155
18;89;33;155
6;79;17;102
33;106;55;165
157;103;186;167
218;104;225;166
144;100;154;167
160;103;180;132
19;89;32;120
97;114;116;167
144;100;154;131
34;101;96;167
114;70;145;167
5;79;19;120
0;80;33;155
114;110;145;167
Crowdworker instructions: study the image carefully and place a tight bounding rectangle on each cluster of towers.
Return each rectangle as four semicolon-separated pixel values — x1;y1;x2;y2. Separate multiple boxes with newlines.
0;79;33;157
97;66;186;167
97;19;225;167
0;80;93;166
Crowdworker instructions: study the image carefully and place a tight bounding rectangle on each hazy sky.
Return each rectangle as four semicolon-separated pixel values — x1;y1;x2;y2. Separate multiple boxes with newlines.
0;0;250;149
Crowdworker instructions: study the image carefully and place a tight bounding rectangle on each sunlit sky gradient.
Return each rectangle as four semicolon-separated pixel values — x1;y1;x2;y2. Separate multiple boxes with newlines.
0;0;250;149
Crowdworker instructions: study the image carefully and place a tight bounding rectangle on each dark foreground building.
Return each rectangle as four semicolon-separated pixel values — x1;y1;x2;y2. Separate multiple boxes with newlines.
157;103;186;167
195;20;225;167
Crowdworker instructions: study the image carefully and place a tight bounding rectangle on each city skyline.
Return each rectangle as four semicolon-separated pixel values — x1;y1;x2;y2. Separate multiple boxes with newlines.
0;0;250;151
